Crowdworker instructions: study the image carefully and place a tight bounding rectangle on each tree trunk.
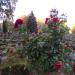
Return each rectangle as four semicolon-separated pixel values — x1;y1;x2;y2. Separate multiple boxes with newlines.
0;70;1;75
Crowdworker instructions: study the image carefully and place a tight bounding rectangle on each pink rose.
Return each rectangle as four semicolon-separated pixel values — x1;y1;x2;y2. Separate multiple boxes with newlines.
45;18;49;24
52;17;60;23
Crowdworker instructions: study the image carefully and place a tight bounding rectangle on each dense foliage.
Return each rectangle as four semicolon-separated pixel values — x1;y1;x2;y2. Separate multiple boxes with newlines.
23;9;70;74
0;9;71;75
3;20;8;33
26;11;38;33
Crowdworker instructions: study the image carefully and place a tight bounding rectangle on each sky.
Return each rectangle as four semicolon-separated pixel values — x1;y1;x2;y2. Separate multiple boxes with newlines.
13;0;75;28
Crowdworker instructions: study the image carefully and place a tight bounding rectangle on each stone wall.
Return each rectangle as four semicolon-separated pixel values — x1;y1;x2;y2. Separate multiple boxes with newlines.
0;32;25;48
63;34;75;48
0;32;75;48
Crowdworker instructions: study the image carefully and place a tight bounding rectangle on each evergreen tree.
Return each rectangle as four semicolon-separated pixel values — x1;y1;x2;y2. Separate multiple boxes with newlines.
3;20;8;33
26;11;38;33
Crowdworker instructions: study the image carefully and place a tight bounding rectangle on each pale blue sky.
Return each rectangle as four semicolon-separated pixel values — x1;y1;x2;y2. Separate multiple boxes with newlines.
14;0;75;28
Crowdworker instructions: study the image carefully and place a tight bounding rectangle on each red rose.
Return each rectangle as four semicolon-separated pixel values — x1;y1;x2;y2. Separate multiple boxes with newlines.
54;62;62;71
14;19;23;28
52;17;59;23
45;18;49;24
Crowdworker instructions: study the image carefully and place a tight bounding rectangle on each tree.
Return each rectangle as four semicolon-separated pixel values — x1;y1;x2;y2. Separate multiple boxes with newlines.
3;20;8;33
0;0;17;21
26;11;38;33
